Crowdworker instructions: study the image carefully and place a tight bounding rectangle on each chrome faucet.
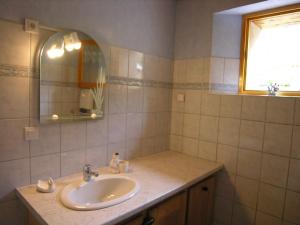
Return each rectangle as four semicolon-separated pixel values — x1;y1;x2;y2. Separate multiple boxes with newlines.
83;164;99;182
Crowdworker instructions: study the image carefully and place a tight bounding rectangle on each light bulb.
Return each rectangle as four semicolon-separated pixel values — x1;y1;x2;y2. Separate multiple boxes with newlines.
73;42;81;50
47;40;64;59
65;44;74;52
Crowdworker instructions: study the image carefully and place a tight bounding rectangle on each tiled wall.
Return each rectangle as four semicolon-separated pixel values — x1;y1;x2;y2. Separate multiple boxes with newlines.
0;19;172;224
170;57;300;225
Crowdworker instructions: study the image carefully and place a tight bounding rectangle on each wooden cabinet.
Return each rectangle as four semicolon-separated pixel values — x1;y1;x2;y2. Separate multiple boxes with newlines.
148;191;187;225
186;176;216;225
123;176;216;225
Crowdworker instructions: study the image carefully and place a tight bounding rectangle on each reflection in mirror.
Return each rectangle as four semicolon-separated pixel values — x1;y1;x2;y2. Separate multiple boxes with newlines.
40;30;106;123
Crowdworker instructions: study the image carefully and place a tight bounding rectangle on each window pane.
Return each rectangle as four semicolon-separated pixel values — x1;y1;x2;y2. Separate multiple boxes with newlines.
246;19;300;92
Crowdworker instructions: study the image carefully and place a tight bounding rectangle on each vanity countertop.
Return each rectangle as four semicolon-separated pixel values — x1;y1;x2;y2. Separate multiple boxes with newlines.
16;151;223;225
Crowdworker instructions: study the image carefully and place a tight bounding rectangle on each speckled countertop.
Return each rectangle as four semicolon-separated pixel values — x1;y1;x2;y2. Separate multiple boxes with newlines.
17;151;223;225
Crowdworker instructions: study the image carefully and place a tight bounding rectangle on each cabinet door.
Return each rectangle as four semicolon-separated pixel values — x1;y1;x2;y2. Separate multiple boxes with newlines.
118;213;145;225
187;176;216;225
148;191;187;225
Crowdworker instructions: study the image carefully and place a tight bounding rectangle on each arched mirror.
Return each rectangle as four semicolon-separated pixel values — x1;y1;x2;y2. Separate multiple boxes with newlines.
39;30;106;123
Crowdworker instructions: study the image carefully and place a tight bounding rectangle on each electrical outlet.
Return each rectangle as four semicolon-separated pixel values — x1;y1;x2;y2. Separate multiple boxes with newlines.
24;127;39;141
24;18;39;34
177;93;185;102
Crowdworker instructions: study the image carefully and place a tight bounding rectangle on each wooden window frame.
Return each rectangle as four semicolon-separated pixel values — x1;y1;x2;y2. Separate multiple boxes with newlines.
239;3;300;96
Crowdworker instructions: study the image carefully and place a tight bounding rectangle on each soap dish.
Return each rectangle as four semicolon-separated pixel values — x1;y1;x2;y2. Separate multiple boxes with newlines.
36;177;56;193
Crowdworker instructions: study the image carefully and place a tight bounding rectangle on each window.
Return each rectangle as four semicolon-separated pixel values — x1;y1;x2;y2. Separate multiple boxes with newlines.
240;4;300;96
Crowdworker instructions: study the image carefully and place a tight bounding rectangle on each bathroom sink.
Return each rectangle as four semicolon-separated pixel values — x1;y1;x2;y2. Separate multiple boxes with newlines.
60;175;140;210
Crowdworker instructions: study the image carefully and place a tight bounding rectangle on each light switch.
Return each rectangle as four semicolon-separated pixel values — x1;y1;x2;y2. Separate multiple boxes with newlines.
24;127;39;141
177;93;185;102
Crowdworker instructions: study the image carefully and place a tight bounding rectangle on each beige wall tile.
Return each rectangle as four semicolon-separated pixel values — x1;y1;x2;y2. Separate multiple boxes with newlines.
182;137;198;156
263;123;292;157
199;115;219;143
0;158;30;202
232;203;255;225
235;176;259;208
266;97;295;124
261;153;289;187
108;84;127;114
86;145;107;168
86;118;107;148
220;95;242;118
126;113;143;139
129;50;144;79
241;96;266;122
126;139;142;159
108;114;126;143
0;76;29;119
30;153;60;183
218;118;240;146
172;89;185;113
29;78;39;118
61;122;86;152
258;183;285;217
201;93;220;116
127;86;143;113
291;126;300;159
184;90;201;114
198;141;217;161
143;87;158;112
144;54;160;81
287;159;300;192
142;113;157;138
186;58;205;83
0;119;29;161
239;120;264;151
255;211;281;225
159;58;172;82
169;135;182;152
156;88;171;112
141;137;156;156
223;58;239;86
0;20;30;67
173;59;187;83
61;149;85;176
210;57;224;84
171;112;183;135
217;144;238;173
110;46;128;77
284;191;300;224
156;112;171;136
30;124;60;157
237;149;261;180
183;113;200;138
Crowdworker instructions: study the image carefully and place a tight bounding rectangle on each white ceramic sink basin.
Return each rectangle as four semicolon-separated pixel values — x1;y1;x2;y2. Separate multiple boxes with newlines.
60;175;140;210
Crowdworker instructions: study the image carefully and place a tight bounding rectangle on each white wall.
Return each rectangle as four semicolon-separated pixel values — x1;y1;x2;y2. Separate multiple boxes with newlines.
0;0;176;58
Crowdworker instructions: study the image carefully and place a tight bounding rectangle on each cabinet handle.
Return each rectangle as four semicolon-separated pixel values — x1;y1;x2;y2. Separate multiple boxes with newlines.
202;186;208;191
141;216;155;225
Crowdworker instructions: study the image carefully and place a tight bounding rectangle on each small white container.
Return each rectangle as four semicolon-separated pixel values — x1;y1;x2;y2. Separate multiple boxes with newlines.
119;160;129;173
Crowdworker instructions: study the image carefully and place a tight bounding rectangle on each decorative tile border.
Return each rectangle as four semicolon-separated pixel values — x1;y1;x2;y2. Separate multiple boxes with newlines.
108;75;173;88
0;64;238;92
0;64;29;77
